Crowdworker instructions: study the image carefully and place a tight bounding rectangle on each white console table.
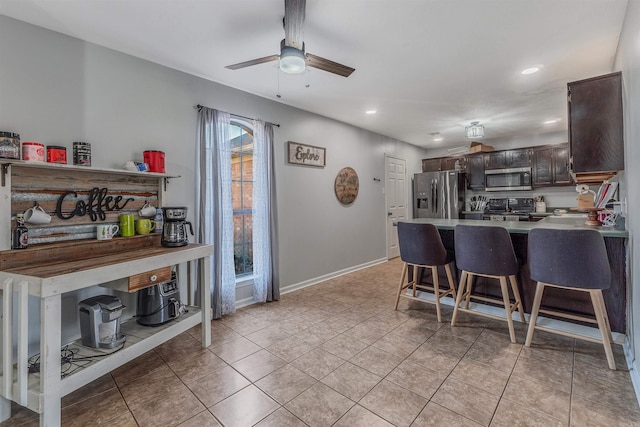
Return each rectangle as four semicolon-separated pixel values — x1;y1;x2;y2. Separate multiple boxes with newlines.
0;243;213;426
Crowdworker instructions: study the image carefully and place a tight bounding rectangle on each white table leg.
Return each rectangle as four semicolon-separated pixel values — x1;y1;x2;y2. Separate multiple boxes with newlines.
201;257;211;348
40;294;61;427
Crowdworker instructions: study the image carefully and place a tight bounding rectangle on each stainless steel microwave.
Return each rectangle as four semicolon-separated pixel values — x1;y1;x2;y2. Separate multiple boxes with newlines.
484;167;532;191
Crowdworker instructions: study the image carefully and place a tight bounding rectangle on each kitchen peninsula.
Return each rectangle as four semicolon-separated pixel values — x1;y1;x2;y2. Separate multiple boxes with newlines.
401;216;628;333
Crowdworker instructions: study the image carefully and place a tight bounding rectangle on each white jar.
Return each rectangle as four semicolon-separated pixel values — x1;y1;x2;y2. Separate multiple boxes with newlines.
535;201;547;213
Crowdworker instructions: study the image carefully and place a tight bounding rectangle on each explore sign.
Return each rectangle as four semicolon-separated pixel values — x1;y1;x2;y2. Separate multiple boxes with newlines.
287;141;326;168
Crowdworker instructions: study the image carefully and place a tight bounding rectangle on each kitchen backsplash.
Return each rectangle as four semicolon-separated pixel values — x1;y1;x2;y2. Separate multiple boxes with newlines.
467;186;579;210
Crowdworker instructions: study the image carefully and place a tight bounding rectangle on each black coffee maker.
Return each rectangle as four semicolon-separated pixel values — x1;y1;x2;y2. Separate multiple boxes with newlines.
161;207;194;247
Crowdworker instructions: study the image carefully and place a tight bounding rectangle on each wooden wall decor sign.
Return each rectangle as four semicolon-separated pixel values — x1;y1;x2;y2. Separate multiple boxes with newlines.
10;165;161;244
334;167;359;205
287;141;326;167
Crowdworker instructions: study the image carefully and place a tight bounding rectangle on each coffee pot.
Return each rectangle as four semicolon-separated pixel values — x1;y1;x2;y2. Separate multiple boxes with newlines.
161;207;194;247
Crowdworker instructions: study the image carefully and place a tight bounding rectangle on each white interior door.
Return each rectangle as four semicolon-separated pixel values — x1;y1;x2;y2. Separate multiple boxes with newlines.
385;155;407;259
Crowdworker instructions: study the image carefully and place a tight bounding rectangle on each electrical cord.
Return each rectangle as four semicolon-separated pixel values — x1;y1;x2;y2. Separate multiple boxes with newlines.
27;343;126;378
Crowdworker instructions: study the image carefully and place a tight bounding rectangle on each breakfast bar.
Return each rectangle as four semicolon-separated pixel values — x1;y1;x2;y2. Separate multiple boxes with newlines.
401;216;628;333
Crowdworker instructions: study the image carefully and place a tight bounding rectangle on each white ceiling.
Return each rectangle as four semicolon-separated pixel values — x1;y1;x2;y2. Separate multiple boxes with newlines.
0;0;629;149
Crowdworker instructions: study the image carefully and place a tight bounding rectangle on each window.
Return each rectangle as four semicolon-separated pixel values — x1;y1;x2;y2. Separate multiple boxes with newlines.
230;122;253;277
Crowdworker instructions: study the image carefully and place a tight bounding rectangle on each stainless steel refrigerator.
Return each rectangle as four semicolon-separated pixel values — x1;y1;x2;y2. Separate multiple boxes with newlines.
413;171;465;218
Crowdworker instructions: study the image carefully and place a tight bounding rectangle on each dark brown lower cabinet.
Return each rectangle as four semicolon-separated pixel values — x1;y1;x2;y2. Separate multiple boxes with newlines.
416;229;626;332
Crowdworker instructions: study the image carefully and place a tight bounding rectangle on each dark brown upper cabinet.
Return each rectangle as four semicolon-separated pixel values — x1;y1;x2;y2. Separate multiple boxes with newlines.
485;148;531;170
422;156;465;172
532;143;573;187
466;154;485;190
568;72;624;174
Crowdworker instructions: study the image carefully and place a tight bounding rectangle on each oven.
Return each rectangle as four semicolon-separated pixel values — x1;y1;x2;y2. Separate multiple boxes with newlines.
482;197;534;221
484;167;532;191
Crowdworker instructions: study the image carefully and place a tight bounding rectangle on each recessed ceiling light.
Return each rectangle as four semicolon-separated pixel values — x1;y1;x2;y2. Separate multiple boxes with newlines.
521;65;543;75
433;137;444;142
544;118;561;124
365;110;377;115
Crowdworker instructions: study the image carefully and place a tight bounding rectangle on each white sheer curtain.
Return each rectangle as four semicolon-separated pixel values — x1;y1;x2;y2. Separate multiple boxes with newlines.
252;120;280;302
197;107;236;318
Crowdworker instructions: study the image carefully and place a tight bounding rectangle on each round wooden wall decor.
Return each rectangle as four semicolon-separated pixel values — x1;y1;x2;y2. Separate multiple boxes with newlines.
334;167;359;205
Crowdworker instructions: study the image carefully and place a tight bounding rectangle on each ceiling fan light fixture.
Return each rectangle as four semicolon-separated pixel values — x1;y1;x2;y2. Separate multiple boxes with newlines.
465;121;485;139
280;44;306;74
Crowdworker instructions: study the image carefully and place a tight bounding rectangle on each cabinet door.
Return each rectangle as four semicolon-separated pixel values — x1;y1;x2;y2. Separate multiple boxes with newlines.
442;157;459;171
553;145;573;184
533;146;553;186
507;149;531;168
422;158;442;172
568;72;624;173
466;155;485;190
484;152;506;170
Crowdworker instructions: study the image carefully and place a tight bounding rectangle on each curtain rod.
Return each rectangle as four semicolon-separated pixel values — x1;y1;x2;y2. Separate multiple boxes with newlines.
196;104;280;127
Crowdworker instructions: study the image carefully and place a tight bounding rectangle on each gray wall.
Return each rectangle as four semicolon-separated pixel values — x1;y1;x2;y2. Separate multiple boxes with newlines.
614;0;640;395
0;15;427;312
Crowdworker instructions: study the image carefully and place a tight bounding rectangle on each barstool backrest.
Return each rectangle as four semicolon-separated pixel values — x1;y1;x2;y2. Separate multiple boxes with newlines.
528;228;611;290
454;224;519;276
397;222;448;266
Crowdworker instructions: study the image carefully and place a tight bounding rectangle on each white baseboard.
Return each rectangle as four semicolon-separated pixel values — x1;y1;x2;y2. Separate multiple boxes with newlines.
280;258;388;295
624;338;640;407
232;257;388;310
412;289;626;344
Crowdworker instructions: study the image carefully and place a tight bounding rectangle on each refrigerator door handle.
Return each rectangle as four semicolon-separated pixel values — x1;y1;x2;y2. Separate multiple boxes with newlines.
434;179;438;215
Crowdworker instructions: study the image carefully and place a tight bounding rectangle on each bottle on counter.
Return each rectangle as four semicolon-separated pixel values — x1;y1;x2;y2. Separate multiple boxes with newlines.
12;214;28;249
154;208;163;233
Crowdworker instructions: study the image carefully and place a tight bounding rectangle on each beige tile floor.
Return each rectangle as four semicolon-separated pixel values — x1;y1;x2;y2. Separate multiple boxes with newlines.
2;258;640;426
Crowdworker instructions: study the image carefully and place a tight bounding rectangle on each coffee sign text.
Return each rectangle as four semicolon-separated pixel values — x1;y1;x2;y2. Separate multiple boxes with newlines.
56;187;135;221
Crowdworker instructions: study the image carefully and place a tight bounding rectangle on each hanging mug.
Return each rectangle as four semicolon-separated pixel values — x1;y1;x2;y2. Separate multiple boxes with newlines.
24;204;52;224
138;201;157;217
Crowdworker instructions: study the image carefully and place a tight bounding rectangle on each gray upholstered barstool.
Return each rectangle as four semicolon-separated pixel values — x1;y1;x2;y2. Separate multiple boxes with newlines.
394;222;457;322
451;224;526;343
526;228;616;369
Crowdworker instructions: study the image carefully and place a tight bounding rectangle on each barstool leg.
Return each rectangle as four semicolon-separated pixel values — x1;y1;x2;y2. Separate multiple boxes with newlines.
464;273;473;309
394;263;409;310
509;275;526;324
444;263;457;301
432;266;442;322
591;290;616;370
412;265;419;297
451;270;468;326
499;276;517;343
525;281;545;347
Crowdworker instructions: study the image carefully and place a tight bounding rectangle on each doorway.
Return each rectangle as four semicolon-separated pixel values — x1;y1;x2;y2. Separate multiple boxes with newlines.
385;155;408;259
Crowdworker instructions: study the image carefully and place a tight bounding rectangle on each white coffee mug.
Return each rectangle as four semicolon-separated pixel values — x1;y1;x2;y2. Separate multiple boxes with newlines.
24;205;52;224
96;224;120;240
139;201;157;217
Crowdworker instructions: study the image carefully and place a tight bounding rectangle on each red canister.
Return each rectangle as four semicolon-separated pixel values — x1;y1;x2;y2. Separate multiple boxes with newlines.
22;142;45;162
143;150;165;173
46;145;67;164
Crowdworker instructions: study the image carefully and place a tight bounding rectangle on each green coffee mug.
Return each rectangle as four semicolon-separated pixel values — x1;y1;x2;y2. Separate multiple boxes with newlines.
135;219;156;235
119;214;135;237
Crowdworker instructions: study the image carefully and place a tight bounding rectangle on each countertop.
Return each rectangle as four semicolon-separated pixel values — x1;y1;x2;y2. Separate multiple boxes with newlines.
401;216;628;238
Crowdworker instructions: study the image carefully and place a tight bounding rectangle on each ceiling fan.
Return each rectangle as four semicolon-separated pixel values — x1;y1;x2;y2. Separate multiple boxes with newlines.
225;0;355;78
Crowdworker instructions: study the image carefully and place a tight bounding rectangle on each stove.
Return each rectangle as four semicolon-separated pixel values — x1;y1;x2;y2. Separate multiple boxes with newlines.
483;198;534;221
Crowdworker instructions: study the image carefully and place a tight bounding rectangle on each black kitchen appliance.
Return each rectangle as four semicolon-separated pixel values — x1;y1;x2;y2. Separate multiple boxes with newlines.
483;198;534;221
78;295;126;348
484;167;532;191
136;272;181;326
161;207;194;247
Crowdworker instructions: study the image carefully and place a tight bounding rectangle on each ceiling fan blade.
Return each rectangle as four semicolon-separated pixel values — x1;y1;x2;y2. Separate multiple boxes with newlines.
225;55;280;70
306;54;355;77
284;0;305;49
